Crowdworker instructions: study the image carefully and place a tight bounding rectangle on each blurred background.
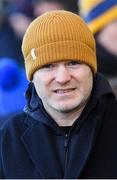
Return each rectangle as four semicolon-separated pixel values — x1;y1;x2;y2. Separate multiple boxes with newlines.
0;0;117;124
78;0;117;96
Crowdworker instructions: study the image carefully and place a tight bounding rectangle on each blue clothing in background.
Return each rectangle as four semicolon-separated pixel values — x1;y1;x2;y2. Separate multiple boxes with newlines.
0;58;28;119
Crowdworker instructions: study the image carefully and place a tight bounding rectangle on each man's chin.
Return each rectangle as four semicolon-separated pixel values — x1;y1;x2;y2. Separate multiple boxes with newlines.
52;98;88;113
53;104;81;113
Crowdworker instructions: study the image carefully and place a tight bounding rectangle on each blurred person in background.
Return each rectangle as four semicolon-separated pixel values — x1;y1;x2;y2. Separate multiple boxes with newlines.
78;0;117;96
32;0;78;17
6;0;34;18
0;0;33;67
33;0;66;17
6;0;33;39
0;1;22;66
0;57;28;125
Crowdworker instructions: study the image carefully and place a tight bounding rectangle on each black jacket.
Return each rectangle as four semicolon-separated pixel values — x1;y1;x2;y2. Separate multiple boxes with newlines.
0;73;117;179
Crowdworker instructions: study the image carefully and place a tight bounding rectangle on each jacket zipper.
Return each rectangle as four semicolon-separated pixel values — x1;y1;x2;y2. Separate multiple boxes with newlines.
64;133;69;171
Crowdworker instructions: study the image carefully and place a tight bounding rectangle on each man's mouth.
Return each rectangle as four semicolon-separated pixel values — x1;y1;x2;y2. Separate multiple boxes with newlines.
54;88;76;94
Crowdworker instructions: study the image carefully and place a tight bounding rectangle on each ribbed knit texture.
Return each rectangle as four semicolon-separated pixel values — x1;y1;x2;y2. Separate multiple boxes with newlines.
22;10;97;81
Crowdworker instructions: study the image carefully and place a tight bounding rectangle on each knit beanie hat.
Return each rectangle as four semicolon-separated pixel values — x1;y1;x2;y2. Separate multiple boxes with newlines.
79;0;117;34
22;10;97;81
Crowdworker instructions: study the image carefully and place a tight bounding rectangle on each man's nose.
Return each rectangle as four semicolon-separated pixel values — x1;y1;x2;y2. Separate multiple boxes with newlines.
55;66;71;84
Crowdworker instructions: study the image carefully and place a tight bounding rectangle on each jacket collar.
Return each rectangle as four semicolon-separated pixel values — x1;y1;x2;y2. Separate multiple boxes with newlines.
21;95;105;178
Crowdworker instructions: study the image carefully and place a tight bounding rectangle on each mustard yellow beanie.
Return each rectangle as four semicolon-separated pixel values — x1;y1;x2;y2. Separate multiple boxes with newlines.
22;10;97;81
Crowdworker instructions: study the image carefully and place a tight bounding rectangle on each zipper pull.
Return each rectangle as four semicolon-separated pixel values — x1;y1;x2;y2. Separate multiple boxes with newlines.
64;134;69;148
64;134;69;171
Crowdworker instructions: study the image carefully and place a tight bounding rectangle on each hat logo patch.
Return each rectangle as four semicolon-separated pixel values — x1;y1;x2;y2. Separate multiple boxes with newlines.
31;48;37;60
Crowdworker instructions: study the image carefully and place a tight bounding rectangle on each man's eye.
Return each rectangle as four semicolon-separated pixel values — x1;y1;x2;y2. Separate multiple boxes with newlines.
68;61;81;66
42;64;54;69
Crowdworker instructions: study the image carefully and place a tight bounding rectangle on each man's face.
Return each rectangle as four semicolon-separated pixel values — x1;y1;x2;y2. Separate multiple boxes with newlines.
33;60;93;114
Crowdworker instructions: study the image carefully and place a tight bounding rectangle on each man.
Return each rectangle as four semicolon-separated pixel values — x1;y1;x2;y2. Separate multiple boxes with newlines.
0;10;117;179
